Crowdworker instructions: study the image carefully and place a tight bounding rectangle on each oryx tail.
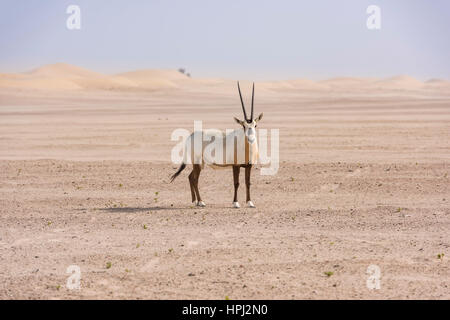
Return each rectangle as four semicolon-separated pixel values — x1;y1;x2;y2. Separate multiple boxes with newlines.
170;162;186;182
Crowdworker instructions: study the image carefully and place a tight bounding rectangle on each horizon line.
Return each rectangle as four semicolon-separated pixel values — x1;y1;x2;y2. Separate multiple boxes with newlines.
1;62;449;83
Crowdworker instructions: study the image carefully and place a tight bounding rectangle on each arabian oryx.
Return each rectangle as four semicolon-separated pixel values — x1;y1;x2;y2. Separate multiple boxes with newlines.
170;82;263;208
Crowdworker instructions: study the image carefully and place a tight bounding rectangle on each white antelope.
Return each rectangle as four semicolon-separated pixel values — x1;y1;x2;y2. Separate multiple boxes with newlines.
170;82;263;208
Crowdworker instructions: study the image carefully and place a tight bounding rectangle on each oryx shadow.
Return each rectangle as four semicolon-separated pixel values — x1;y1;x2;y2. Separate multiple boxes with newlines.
96;206;182;213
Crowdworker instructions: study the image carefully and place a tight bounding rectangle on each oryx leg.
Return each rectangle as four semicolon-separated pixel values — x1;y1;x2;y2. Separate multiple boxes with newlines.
232;165;240;208
192;164;205;207
188;170;196;203
245;164;255;208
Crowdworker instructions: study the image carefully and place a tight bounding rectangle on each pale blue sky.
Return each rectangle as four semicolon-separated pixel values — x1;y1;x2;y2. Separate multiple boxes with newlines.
0;0;449;80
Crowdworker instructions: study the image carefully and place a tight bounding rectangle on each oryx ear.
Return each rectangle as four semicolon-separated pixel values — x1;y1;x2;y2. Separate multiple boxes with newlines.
234;117;244;126
255;113;263;122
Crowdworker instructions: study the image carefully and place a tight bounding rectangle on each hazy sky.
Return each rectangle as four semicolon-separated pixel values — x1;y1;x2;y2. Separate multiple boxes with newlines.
0;0;449;80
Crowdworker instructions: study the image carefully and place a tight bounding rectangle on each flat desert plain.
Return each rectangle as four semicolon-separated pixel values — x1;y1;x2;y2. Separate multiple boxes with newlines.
0;64;449;299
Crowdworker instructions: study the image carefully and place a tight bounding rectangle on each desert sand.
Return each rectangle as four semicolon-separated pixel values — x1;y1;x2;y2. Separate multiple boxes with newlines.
0;64;449;299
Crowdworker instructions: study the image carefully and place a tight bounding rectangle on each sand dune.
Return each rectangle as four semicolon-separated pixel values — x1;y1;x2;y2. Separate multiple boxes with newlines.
0;63;187;91
319;77;377;87
426;78;449;84
259;79;327;92
116;69;189;81
0;63;449;95
425;78;450;90
0;70;83;90
27;63;103;78
114;69;190;89
370;75;425;90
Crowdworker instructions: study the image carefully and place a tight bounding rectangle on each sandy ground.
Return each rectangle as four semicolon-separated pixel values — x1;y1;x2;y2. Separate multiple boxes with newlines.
0;70;449;299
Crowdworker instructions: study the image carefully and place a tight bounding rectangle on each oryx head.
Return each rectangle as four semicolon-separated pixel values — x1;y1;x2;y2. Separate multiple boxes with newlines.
234;81;263;145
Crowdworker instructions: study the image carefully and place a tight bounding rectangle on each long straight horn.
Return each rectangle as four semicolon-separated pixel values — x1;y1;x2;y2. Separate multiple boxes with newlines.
237;81;248;121
251;82;255;121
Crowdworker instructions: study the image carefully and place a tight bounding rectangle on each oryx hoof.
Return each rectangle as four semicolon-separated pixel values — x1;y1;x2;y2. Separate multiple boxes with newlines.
247;201;256;208
232;202;240;208
196;201;206;207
